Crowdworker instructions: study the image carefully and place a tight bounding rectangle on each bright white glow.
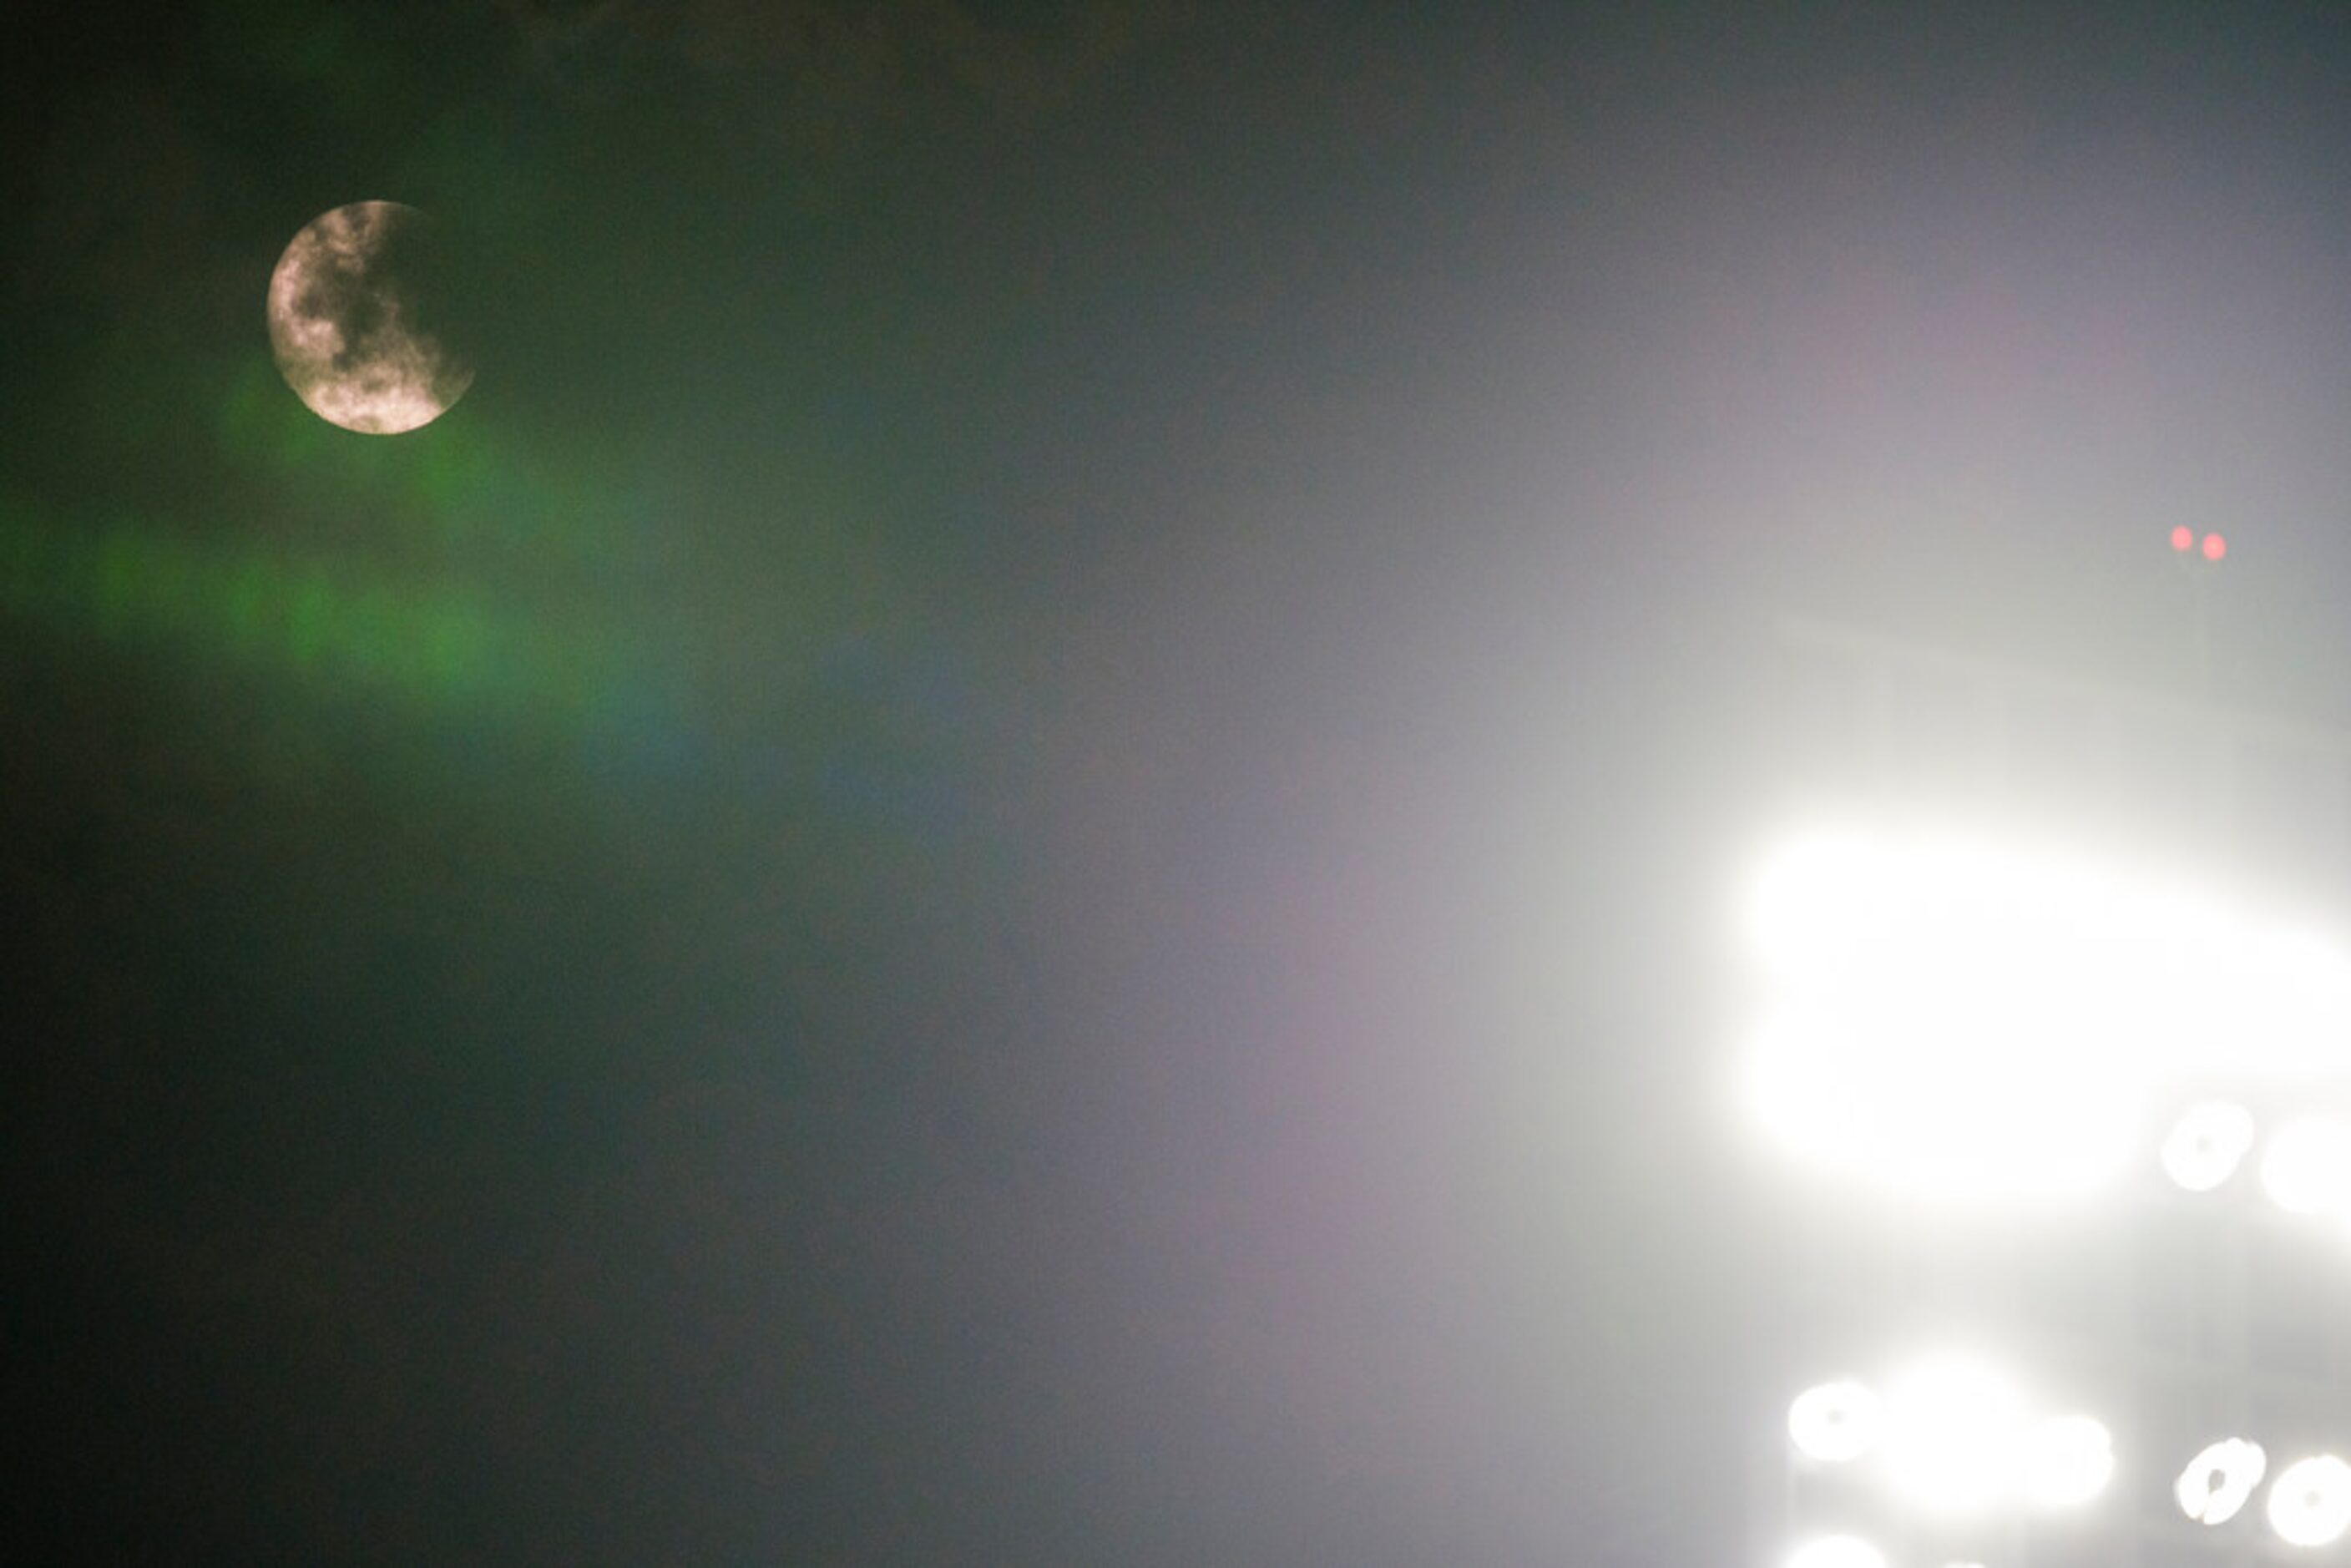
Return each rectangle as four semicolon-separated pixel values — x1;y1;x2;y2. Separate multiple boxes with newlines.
1789;1380;1882;1464
2260;1116;2351;1216
2161;1100;2258;1191
1785;1535;1888;1568
2023;1414;2115;1507
2267;1454;2351;1547
1747;1003;2139;1203
1807;1352;2117;1518
1747;831;1888;981
2176;1438;2266;1525
1742;826;2351;1204
1883;1357;2026;1513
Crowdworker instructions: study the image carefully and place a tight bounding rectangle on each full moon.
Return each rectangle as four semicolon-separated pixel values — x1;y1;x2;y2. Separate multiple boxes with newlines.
266;200;474;435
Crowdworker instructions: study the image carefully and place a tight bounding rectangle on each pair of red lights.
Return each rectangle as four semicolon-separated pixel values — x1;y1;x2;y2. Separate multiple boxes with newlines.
2171;525;2227;562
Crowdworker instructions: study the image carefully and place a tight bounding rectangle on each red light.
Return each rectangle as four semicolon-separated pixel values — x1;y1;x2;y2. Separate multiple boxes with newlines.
2171;525;2195;552
2202;533;2227;562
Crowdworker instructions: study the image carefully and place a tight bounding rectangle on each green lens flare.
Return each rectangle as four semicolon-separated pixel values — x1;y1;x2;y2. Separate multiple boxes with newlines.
0;499;636;723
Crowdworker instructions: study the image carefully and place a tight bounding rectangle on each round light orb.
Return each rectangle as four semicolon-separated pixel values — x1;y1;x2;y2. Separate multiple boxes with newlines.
2024;1414;2115;1508
2176;1438;2266;1526
266;200;474;435
2259;1116;2351;1216
1786;1535;1888;1568
2267;1454;2351;1547
1789;1380;1883;1464
1884;1357;2025;1513
2161;1100;2257;1192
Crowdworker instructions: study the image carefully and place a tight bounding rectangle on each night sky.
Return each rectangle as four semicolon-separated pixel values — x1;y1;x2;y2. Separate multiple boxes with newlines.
10;3;2351;1561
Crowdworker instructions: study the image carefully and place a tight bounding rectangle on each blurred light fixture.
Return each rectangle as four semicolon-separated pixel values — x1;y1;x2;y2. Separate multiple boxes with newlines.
2177;1438;2266;1525
2202;532;2227;561
1745;1000;2136;1203
1786;1535;1888;1568
2161;1100;2257;1191
2267;1454;2351;1547
1742;827;2351;1205
2024;1414;2116;1507
1789;1380;1883;1464
2258;1116;2351;1216
2172;525;2195;552
1884;1357;2025;1513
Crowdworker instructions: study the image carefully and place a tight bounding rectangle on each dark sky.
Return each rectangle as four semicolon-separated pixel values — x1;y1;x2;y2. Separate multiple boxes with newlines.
8;3;2351;1561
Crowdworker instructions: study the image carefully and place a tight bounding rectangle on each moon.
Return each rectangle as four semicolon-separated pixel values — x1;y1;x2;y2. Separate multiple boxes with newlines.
266;200;474;435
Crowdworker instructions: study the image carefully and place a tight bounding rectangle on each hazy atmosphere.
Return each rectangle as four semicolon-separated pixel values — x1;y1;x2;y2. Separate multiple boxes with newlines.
10;3;2351;1561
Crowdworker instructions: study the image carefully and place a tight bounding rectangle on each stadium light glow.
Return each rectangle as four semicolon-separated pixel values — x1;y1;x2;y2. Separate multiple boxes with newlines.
2161;1100;2258;1191
1789;1380;1883;1464
2258;1116;2351;1217
1741;827;2351;1203
1883;1357;2026;1513
1786;1535;1888;1568
2177;1438;2267;1525
2267;1454;2351;1547
2024;1414;2116;1507
1746;1003;2139;1203
1787;1351;2121;1525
